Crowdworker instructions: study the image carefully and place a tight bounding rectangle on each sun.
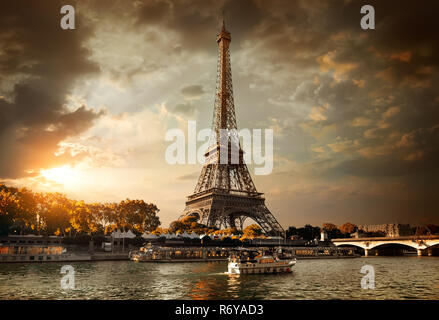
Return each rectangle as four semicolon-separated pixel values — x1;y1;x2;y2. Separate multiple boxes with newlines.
40;165;77;185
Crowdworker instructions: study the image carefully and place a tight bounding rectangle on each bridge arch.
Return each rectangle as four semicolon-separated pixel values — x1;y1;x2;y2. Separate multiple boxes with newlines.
428;242;439;249
333;242;367;250
332;244;366;254
334;240;429;250
368;241;421;250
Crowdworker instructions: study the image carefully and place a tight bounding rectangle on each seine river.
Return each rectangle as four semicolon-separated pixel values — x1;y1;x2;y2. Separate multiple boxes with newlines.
0;257;438;299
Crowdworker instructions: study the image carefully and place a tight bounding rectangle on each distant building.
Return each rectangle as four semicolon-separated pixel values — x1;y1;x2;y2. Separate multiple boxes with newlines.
320;230;328;241
357;223;412;237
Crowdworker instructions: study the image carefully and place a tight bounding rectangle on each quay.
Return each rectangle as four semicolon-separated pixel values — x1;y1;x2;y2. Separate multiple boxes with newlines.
0;235;359;263
129;245;358;262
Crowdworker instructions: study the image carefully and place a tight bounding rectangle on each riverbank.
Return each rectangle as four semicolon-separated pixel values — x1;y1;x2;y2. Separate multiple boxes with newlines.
0;235;360;263
131;255;361;263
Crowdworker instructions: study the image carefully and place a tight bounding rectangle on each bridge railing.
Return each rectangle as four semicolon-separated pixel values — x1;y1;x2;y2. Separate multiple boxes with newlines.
332;235;439;242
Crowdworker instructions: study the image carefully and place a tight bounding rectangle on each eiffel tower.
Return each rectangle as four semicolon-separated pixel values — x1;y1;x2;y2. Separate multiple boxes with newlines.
181;20;285;237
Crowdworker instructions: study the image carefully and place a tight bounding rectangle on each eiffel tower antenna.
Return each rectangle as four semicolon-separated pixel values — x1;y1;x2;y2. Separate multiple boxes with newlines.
181;21;285;236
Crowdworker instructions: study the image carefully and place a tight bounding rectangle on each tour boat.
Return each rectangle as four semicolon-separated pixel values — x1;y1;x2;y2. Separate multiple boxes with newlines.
0;235;91;263
227;249;296;274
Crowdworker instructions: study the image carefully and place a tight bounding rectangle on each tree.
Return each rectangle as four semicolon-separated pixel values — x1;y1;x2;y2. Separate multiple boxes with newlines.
15;188;38;234
426;224;439;235
0;186;38;235
169;220;186;234
322;223;338;231
100;202;118;234
117;199;160;233
339;222;357;235
37;192;72;236
0;187;20;235
416;225;439;236
286;226;298;238
166;214;213;235
0;183;161;237
241;224;263;239
297;224;321;240
70;201;99;234
322;223;343;239
212;228;241;236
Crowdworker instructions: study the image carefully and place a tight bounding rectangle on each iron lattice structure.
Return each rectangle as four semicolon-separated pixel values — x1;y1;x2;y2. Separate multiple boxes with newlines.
181;22;284;236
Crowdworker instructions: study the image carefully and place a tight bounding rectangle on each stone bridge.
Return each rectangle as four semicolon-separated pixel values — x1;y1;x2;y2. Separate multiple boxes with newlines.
332;235;439;256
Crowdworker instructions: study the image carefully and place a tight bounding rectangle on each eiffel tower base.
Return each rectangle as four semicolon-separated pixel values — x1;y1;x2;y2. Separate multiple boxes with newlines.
182;190;284;237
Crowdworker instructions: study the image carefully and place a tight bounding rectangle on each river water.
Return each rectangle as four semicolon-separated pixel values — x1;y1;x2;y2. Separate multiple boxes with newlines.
0;257;438;299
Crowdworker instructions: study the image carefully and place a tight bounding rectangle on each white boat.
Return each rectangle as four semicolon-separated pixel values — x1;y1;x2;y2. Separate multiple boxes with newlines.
227;249;296;274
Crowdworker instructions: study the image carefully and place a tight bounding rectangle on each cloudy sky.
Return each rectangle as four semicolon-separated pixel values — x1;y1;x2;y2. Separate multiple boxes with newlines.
1;0;438;228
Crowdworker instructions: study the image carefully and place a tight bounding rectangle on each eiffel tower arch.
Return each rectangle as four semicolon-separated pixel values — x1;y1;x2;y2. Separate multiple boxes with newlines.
181;20;284;237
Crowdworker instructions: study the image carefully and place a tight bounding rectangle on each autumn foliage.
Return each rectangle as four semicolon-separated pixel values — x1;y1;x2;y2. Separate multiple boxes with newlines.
150;216;266;240
339;222;357;234
0;184;160;236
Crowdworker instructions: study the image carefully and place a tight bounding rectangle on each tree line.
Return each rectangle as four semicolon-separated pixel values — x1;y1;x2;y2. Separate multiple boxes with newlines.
0;184;160;236
286;222;358;241
152;215;265;240
3;183;436;240
286;222;439;240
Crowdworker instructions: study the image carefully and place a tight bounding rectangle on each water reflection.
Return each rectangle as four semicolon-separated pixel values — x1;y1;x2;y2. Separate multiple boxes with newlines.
188;278;218;300
0;257;438;299
226;274;241;299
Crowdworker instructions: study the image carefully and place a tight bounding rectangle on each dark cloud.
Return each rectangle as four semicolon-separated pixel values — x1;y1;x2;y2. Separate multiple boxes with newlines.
1;0;438;224
137;0;171;24
181;84;204;99
136;0;218;52
0;1;101;178
135;0;266;52
130;0;439;176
